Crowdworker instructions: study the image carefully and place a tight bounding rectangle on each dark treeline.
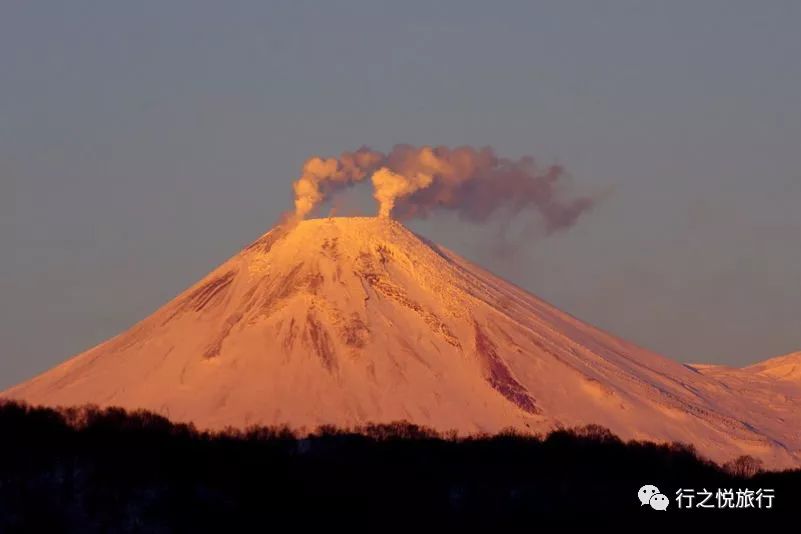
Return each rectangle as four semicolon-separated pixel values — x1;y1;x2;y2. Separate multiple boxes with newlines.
1;400;799;532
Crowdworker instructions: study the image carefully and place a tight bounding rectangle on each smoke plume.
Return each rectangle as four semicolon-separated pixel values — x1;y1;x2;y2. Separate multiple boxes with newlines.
291;145;594;233
371;167;433;218
292;147;384;219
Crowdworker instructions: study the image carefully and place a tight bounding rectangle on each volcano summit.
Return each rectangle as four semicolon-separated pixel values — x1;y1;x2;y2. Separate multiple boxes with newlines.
4;217;801;468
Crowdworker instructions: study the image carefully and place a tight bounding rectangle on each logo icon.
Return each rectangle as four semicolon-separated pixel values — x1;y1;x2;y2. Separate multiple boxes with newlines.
638;484;669;511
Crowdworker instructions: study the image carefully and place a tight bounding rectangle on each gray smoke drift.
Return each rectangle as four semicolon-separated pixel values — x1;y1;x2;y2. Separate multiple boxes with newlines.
291;144;594;233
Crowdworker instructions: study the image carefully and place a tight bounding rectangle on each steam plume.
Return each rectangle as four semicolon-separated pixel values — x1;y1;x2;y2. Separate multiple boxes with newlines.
291;145;594;232
371;167;433;218
292;147;384;219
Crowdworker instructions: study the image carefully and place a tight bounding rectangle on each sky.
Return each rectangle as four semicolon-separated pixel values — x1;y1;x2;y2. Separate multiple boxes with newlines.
2;1;800;390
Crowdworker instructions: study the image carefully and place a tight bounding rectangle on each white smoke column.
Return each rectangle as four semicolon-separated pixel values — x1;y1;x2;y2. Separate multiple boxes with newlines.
292;157;333;218
371;167;433;218
292;148;384;219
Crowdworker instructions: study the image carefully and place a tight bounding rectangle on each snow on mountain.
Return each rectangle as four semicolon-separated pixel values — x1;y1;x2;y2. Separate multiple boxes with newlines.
747;352;801;381
4;217;800;468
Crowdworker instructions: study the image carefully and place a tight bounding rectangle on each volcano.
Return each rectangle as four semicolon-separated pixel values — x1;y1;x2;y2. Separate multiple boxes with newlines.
4;217;801;468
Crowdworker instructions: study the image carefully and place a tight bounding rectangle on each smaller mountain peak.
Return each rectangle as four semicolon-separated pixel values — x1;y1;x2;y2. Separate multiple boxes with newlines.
747;351;801;381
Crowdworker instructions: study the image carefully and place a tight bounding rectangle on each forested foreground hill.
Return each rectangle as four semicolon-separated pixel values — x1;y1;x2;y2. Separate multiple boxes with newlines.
1;401;799;531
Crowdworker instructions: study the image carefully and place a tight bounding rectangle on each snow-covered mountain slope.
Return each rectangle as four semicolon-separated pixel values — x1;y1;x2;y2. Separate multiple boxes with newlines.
4;217;800;468
747;352;801;382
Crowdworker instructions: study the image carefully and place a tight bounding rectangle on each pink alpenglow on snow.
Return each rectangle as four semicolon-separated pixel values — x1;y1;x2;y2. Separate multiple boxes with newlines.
3;217;801;469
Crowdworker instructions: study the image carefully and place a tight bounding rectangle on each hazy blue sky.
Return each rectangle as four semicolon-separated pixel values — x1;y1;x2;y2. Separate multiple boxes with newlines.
3;1;800;389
